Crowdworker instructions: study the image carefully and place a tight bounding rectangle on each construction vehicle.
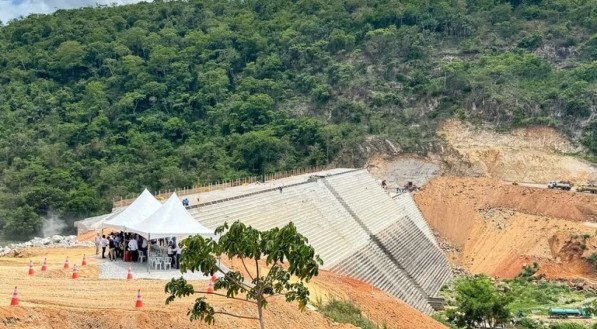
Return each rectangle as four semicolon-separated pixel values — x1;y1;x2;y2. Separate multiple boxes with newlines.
403;181;418;192
396;181;418;194
577;185;597;194
548;307;592;319
547;181;573;191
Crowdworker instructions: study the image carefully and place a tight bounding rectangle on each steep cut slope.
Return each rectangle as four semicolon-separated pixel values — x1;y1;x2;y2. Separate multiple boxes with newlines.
415;177;597;281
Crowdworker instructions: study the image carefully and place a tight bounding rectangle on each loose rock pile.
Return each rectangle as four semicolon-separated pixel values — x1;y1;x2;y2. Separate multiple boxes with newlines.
0;235;94;257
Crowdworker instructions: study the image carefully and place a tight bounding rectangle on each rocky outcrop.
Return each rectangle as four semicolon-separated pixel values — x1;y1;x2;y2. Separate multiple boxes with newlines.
0;235;94;257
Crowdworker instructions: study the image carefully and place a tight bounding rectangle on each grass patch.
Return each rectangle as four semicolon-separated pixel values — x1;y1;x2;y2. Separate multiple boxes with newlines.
506;279;592;315
438;278;596;328
316;298;381;329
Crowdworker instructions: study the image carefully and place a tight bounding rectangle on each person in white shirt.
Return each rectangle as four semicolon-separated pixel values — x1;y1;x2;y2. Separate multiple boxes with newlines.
100;235;108;259
175;243;182;269
167;242;175;268
128;237;139;262
94;233;101;255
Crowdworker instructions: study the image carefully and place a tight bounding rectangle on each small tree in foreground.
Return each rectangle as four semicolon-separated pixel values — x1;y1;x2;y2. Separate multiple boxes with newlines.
165;221;323;329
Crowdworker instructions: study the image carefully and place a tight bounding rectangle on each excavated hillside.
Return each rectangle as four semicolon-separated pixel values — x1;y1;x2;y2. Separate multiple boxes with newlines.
367;120;596;191
0;247;445;329
414;177;597;282
438;120;597;184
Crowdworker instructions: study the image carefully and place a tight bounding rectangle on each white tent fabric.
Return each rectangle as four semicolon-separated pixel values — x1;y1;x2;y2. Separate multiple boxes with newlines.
101;189;162;231
126;192;214;240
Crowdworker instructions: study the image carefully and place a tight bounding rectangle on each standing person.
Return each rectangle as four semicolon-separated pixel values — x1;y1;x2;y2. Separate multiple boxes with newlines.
128;236;139;262
175;242;182;269
141;238;148;261
94;233;101;255
118;240;125;259
108;235;116;261
167;242;175;268
114;234;122;259
100;235;108;259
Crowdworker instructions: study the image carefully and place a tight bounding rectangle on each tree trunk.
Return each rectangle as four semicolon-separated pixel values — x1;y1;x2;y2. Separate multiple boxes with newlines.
257;300;265;329
255;260;265;329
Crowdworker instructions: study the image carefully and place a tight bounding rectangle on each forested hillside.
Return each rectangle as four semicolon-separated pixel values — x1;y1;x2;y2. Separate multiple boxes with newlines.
0;0;595;238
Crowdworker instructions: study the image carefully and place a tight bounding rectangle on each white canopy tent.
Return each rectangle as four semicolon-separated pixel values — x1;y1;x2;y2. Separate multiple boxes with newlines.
126;193;214;272
101;189;162;231
126;192;214;240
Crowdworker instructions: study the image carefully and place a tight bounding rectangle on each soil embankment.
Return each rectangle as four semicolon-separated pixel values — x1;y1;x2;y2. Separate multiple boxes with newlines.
0;247;445;329
415;177;597;281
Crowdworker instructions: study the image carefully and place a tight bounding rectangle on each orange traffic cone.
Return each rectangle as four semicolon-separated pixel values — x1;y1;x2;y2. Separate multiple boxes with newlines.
135;289;143;308
207;275;215;294
82;254;87;266
126;266;133;280
71;265;79;279
41;258;47;272
28;260;35;276
63;256;70;269
10;287;18;306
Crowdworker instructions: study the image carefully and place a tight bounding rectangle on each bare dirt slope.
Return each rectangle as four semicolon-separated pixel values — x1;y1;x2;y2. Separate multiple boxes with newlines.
366;154;442;189
414;177;597;282
0;247;445;329
366;119;595;191
438;120;596;184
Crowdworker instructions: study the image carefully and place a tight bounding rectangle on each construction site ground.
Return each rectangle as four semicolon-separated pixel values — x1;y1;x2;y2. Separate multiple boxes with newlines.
0;246;446;329
414;176;597;282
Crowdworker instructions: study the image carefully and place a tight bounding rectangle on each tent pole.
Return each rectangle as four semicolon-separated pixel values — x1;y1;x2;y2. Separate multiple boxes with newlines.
147;234;151;273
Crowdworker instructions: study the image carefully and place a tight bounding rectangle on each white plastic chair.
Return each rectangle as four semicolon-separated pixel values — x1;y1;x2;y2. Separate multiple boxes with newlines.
152;257;163;270
138;251;146;263
164;257;172;270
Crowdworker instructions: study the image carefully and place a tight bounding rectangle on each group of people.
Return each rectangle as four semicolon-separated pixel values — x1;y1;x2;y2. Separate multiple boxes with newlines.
94;232;183;269
95;232;148;262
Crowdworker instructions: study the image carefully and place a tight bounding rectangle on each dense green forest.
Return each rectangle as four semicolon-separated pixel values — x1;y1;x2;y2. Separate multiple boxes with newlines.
0;0;595;238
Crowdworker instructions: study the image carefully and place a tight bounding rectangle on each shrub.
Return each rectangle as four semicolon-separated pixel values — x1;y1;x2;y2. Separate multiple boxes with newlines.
516;317;542;329
318;298;379;329
588;253;597;270
518;262;540;279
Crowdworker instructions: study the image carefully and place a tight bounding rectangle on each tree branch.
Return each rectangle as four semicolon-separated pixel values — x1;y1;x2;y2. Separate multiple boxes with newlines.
241;258;255;281
195;291;257;304
215;264;254;290
213;311;259;321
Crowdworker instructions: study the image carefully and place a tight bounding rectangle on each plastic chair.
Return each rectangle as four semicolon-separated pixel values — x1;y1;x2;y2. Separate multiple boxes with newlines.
138;251;146;263
164;257;172;270
152;257;163;270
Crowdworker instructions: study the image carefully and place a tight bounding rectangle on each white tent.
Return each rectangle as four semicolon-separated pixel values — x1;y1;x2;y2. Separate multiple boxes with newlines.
101;189;162;231
126;192;214;240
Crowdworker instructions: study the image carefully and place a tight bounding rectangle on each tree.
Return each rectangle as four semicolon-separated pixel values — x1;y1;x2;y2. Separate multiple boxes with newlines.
2;205;42;238
165;221;323;329
446;275;512;328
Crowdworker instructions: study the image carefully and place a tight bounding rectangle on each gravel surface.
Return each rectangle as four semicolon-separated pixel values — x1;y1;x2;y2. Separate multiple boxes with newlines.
98;256;225;281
